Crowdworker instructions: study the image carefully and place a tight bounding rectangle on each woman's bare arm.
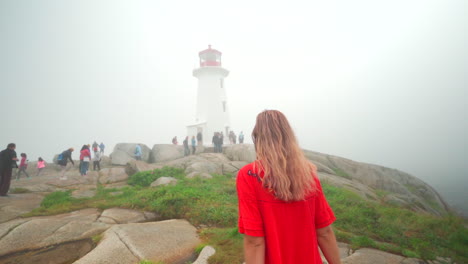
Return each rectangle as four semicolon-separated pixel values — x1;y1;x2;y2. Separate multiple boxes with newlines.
317;225;341;264
244;234;265;264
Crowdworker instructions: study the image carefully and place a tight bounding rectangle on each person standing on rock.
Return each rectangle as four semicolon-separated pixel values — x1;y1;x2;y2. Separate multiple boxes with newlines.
134;144;142;161
172;136;178;145
237;110;341;264
93;151;101;171
219;132;224;152
239;131;244;144
58;148;74;180
212;132;219;153
16;153;30;180
99;142;105;154
183;137;190;156
92;141;99;153
197;131;203;146
191;136;196;155
36;157;46;176
0;143;18;196
80;145;91;176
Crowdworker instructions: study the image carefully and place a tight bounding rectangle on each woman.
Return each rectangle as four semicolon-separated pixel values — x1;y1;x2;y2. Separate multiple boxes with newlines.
79;145;91;176
237;110;341;264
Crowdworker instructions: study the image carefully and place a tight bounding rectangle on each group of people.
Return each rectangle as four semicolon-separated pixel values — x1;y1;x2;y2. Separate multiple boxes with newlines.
228;130;244;144
58;141;105;180
182;136;197;156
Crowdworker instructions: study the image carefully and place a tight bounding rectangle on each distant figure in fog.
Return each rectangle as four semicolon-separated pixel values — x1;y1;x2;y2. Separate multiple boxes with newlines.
92;141;99;153
237;110;341;264
80;145;91;176
197;132;203;146
99;142;105;154
183;137;190;156
134;144;142;161
93;151;101;171
172;136;178;145
58;148;74;180
17;153;30;180
239;131;244;144
191;136;196;155
0;143;18;196
36;157;46;176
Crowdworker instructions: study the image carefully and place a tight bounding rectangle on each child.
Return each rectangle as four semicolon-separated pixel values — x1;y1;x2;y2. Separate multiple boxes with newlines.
37;157;46;176
17;153;30;180
93;151;101;171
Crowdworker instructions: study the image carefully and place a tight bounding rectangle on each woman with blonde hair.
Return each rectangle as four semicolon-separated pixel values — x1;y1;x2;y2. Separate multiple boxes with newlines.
237;110;341;264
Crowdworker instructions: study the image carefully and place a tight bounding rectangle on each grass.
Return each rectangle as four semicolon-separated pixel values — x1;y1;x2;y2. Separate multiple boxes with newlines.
9;187;31;194
22;166;468;263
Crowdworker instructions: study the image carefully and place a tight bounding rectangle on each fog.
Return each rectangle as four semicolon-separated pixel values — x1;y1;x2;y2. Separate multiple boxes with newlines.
0;0;467;215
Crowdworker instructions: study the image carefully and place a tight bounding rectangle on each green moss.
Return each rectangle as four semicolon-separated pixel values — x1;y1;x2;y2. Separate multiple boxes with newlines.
332;167;352;180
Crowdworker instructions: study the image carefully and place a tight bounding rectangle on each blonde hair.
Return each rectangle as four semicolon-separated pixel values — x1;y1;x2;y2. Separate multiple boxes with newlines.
252;110;316;201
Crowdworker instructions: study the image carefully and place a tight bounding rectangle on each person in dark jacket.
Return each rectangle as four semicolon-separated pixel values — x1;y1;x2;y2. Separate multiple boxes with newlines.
0;143;19;196
183;137;190;156
58;148;75;180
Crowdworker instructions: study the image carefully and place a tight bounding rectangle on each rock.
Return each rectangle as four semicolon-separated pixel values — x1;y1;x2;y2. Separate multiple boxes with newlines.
186;172;212;179
150;177;178;187
72;189;96;199
98;168;128;184
75;219;200;264
100;155;112;167
110;143;151;165
186;161;222;175
0;193;44;223
223;161;248;175
303;149;449;215
150;144;184;163
223;144;256;162
0;209;109;260
125;160;163;176
192;245;216;264
98;208;159;224
342;248;405;264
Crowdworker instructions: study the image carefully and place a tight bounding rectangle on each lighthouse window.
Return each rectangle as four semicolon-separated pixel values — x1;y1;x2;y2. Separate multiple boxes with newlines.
220;79;224;88
222;101;226;112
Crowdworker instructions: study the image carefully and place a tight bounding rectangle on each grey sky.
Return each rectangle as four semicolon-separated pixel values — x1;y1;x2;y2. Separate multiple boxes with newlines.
1;0;467;214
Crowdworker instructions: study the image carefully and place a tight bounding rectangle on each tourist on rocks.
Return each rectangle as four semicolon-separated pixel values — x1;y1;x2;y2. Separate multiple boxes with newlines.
92;141;99;153
99;142;105;154
183;137;190;156
16;153;30;180
219;132;224;152
237;110;341;264
134;144;142;161
233;131;237;144
197;131;203;146
93;151;101;171
36;157;46;176
0;143;18;196
212;132;219;153
79;145;91;176
191;136;196;155
229;131;234;144
58;147;74;180
239;131;244;144
172;136;178;145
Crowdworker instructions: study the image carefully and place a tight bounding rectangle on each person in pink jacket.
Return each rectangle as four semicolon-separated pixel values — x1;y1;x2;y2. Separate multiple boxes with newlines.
17;153;30;180
79;145;91;176
36;157;46;176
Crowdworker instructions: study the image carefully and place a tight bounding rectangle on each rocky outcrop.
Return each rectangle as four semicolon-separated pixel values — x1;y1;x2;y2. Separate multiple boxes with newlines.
97;208;159;224
125;160;162;176
74;220;200;264
150;177;178;187
150;144;184;163
110;143;151;165
223;144;449;216
98;168;128;184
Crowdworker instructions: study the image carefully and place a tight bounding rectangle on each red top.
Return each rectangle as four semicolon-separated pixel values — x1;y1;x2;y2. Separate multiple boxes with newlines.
80;149;91;160
19;157;27;168
237;162;336;264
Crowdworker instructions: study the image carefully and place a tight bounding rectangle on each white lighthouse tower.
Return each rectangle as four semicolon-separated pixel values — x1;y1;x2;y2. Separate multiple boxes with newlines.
187;45;230;145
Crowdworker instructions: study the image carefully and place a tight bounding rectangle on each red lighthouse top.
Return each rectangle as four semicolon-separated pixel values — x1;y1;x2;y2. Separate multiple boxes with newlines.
199;45;222;67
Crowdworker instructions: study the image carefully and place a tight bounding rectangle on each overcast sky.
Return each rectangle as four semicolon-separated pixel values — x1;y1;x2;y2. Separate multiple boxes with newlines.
0;0;467;214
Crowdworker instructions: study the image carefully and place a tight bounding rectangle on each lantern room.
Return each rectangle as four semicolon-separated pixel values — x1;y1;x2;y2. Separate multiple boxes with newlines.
199;45;222;67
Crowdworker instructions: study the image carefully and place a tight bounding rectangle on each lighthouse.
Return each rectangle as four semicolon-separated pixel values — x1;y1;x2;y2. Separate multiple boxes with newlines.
187;45;231;145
